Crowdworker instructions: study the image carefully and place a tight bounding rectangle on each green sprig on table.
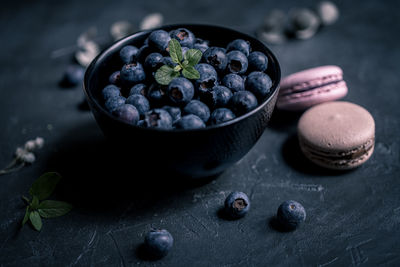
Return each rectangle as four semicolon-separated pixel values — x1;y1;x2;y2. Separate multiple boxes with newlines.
21;172;72;231
155;39;202;85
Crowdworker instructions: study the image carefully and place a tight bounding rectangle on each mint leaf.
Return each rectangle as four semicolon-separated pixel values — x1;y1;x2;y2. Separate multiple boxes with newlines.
29;211;42;231
30;195;39;210
29;172;61;200
169;39;183;64
38;200;72;218
155;65;179;85
184;49;202;67
182;66;200;80
22;206;30;226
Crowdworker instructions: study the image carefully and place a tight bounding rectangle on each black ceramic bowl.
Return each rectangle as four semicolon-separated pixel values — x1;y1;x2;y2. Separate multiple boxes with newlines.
83;24;281;178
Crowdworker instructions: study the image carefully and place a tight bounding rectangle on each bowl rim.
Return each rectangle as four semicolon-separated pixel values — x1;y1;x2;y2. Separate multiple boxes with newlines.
84;23;281;133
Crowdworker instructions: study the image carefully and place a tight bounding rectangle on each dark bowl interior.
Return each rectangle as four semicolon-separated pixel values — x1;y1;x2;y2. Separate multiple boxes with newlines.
83;24;281;178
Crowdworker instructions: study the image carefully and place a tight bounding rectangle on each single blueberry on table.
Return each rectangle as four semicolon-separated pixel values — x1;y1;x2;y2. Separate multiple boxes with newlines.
226;39;251;56
119;45;139;64
203;47;228;73
209;108;236;125
248;51;268;72
227;51;248;74
120;62;146;87
144;109;173;129
224;191;250;219
162;105;181;124
61;64;85;87
245;71;272;99
148;30;171;53
144;52;164;72
167;77;194;105
105;95;126;112
112;104;139;125
222;73;245;93
129;83;147;96
229;91;258;116
126;94;150;116
194;63;218;95
102;84;121;100
169;28;195;48
147;83;167;106
183;100;210;123
277;200;306;231
109;71;121;85
175;114;206;129
144;229;173;259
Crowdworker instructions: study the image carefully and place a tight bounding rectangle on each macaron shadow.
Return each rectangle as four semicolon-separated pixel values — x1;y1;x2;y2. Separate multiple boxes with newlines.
281;134;356;176
267;109;303;132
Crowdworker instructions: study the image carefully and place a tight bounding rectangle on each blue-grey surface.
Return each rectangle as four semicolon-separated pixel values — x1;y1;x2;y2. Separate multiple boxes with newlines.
1;0;400;266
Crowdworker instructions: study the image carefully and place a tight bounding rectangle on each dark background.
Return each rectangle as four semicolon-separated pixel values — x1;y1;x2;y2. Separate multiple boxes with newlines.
1;0;399;266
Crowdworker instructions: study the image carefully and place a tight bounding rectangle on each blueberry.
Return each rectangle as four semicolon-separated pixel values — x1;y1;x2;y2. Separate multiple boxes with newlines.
226;39;251;56
109;71;121;85
167;77;194;105
175;114;205;129
277;200;306;230
62;65;85;87
144;229;173;259
148;30;171;53
194;63;218;94
136;45;154;63
224;191;250;218
129;83;147;96
194;43;209;53
144;52;164;72
195;38;209;47
181;46;189;56
147;83;167;106
203;47;228;73
213;86;233;107
209;108;236;125
112;104;139;125
162;106;181;124
144;109;173;129
229;91;258;116
226;51;248;74
105;95;126;112
120;63;146;87
170;28;195;48
102;84;121;100
245;71;272;99
137;119;146;127
126;94;150;116
222;73;245;93
119;45;139;64
183;100;210;123
248;51;268;72
163;57;177;67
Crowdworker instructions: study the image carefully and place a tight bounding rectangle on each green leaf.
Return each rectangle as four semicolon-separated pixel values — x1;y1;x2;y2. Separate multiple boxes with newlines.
173;65;182;72
30;195;39;210
38;200;72;218
29;172;61;200
22;206;30;226
184;49;202;67
21;195;30;205
29;211;42;231
155;65;180;85
169;39;183;64
182;66;200;80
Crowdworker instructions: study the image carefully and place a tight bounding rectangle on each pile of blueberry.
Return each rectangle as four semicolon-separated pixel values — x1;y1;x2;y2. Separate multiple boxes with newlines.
101;28;273;129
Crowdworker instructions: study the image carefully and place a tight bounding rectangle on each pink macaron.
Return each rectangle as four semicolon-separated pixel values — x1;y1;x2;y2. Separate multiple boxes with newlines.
277;65;348;111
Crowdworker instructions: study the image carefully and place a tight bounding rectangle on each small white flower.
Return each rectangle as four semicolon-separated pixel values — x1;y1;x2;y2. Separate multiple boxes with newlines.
15;147;26;158
35;137;44;149
24;140;36;151
139;13;163;31
21;152;36;164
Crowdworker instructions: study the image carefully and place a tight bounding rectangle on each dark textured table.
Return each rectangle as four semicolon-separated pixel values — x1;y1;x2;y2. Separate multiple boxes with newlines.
1;0;399;266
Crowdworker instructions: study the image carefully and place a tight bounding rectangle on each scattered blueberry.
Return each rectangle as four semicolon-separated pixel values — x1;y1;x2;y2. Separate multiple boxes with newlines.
144;52;164;72
169;28;195;48
112;104;139;125
167;77;194;105
144;109;173;129
129;83;147;96
226;39;251;56
120;63;146;87
229;91;258;116
126;94;150;116
245;71;272;99
209;108;236;125
175;114;206;129
224;191;250;218
277;200;306;231
162;105;181;124
61;65;85;87
109;71;121;85
222;73;245;93
226;51;248;74
184;100;210;123
203;47;228;73
248;51;268;72
148;30;171;53
105;95;126;112
144;229;173;259
119;45;139;64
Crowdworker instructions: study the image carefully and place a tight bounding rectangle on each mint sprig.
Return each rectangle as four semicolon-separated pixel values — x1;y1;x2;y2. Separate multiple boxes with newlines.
155;39;202;85
21;172;72;231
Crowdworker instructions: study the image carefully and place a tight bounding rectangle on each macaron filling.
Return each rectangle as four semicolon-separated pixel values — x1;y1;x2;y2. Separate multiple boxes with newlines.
279;73;343;96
